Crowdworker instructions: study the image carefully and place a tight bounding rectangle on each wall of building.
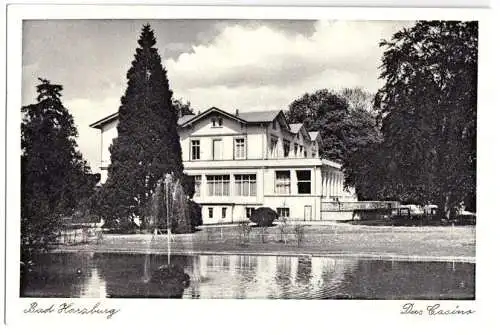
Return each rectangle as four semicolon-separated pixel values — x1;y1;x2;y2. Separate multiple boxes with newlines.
95;109;357;225
99;119;118;183
179;115;268;162
185;165;337;223
266;120;315;159
101;119;118;166
246;124;266;160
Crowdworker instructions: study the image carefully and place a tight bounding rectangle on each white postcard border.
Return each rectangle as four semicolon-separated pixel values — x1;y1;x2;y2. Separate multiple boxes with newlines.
4;4;498;334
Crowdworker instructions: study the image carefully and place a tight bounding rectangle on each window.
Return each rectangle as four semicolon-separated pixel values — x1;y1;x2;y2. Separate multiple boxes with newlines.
191;140;200;160
246;207;255;218
213;139;223;160
234;138;246;159
294;143;298;157
275;171;291;194
312;151;317;158
300;145;304;157
283;140;290;158
270;137;278;157
304;150;308;158
211;117;223;127
297;170;311;194
235;174;256;196
194;175;201;196
207;175;230;196
222;207;227;219
208;207;213;218
277;208;290;218
272;120;277;129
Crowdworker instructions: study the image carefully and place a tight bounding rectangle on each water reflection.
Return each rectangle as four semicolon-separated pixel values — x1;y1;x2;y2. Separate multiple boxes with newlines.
21;252;475;300
80;267;107;298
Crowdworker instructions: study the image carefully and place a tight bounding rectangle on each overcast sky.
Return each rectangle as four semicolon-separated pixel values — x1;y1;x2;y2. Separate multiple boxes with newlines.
22;19;413;172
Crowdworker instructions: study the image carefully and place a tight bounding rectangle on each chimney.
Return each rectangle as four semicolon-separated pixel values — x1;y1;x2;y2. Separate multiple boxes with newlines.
235;109;239;116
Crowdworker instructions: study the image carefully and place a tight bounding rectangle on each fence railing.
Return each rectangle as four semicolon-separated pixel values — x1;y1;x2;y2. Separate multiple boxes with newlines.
321;201;400;212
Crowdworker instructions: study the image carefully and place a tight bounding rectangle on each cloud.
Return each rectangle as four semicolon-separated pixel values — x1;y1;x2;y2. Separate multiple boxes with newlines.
166;20;412;103
22;20;412;171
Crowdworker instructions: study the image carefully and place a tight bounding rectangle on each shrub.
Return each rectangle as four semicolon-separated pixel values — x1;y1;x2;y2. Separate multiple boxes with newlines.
188;200;203;230
250;207;278;227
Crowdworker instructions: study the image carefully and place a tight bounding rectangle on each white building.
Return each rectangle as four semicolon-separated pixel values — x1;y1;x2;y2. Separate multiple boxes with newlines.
90;106;357;224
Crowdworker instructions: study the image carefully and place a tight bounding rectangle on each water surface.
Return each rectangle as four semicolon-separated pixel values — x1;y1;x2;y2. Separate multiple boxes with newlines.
21;252;475;299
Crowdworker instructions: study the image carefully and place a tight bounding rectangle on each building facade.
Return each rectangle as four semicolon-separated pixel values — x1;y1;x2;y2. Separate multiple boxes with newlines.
90;107;357;224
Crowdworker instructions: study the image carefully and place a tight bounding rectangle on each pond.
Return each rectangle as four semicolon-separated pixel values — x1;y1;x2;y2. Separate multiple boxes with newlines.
21;252;474;299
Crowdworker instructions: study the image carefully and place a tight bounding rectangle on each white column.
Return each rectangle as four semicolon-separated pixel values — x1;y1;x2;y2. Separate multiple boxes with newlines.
326;172;330;198
331;172;335;198
329;172;332;198
257;168;265;203
337;172;342;197
291;169;297;194
201;174;206;198
322;173;326;197
321;171;326;197
230;173;235;198
337;171;341;197
333;171;338;198
332;172;337;198
335;171;342;197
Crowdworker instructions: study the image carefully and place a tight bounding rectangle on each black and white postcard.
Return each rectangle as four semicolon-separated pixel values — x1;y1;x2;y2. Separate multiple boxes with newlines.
2;2;499;335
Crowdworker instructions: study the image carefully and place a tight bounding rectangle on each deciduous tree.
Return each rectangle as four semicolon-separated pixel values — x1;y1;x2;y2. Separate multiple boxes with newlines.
374;21;477;216
287;88;381;199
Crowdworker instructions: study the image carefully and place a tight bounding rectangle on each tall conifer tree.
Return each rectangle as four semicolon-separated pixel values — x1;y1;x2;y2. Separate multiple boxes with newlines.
101;24;183;228
21;78;92;259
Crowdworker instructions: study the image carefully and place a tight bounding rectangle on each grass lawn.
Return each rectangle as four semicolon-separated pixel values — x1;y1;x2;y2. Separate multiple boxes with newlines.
57;223;476;262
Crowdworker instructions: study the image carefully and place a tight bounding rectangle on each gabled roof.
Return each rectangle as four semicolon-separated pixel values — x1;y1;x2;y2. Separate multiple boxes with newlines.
309;131;320;141
238;110;282;123
90;106;288;131
179;107;288;128
89;112;119;129
178;114;196;125
90;111;196;129
179;107;247;127
289;123;303;134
